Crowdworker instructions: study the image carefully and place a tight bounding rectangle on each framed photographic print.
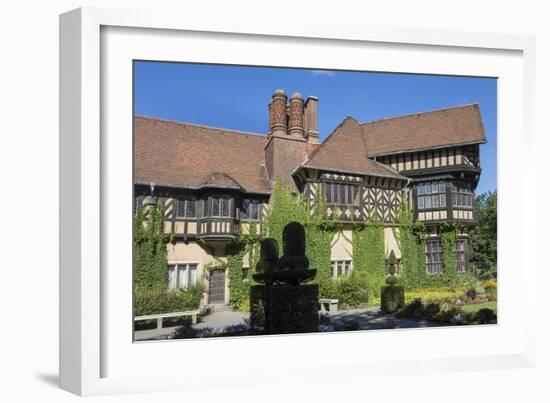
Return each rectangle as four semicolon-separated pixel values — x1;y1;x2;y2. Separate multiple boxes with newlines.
60;6;536;396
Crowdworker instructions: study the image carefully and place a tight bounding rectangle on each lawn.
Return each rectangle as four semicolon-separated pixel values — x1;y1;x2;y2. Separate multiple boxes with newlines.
461;301;497;313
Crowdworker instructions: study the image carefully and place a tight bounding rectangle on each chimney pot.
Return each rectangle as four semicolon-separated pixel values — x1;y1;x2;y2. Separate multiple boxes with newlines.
288;94;305;138
269;89;288;136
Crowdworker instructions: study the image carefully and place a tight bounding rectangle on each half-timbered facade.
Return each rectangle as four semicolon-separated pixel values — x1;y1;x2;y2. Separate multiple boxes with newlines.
134;89;486;306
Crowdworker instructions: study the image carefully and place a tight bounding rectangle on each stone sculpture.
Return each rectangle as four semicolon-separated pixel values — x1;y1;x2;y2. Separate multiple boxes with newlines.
250;222;319;334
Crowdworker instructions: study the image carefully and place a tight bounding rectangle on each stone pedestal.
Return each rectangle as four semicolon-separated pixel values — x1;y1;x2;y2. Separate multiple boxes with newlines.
250;284;319;334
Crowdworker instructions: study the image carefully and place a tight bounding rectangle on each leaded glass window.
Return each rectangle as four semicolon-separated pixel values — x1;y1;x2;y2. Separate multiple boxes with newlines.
208;195;233;218
324;182;359;206
426;239;443;274
452;181;474;208
176;196;197;218
416;180;447;211
242;199;260;220
455;239;468;273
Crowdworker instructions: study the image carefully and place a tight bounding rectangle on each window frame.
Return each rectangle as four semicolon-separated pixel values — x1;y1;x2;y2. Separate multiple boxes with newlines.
425;238;444;275
452;181;474;208
330;259;353;279
167;263;199;289
324;182;359;206
416;180;447;211
207;194;234;218
241;198;261;220
175;196;197;219
455;238;468;273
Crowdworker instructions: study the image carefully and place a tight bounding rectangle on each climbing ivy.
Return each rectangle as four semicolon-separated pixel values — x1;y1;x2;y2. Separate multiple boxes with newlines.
223;186;464;309
264;181;334;284
395;196;462;289
394;195;427;289
440;222;459;288
225;222;263;310
352;212;386;302
134;201;168;288
226;240;247;309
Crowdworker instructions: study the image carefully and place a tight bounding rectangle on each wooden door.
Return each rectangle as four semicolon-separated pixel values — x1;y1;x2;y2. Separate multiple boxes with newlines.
208;268;225;304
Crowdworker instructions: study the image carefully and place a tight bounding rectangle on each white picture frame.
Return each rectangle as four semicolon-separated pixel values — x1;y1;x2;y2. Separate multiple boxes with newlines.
60;6;537;396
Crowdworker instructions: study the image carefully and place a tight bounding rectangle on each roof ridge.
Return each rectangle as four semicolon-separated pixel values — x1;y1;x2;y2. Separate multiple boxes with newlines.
304;116;358;164
135;114;268;138
361;103;479;126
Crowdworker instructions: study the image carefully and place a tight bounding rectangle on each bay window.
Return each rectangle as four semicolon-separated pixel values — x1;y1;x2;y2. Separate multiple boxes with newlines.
176;196;197;218
452;181;474;208
207;195;233;217
417;180;447;210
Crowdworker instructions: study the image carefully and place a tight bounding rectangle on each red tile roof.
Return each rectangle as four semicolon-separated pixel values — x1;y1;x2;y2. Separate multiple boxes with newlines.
363;104;486;156
134;116;271;194
135;103;486;192
300;117;407;180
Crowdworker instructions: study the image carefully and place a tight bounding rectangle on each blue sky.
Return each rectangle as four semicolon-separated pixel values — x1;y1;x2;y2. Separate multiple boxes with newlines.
134;61;497;194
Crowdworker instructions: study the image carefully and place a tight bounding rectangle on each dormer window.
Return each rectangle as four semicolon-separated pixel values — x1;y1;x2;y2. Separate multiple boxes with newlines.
324;182;359;206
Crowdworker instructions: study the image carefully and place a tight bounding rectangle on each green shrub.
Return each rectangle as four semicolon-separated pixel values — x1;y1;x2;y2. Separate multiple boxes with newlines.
318;272;370;309
404;287;465;305
483;279;497;292
134;284;204;316
335;273;370;309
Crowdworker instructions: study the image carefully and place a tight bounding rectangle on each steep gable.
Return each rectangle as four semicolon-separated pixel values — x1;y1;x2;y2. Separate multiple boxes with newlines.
301;117;406;179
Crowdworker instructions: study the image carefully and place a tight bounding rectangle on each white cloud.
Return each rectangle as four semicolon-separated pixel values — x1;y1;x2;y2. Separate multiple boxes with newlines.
312;70;336;77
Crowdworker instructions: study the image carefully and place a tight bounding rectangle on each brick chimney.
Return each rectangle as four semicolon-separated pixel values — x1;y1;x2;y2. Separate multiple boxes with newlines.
265;89;311;190
288;92;305;139
304;96;319;144
268;89;288;137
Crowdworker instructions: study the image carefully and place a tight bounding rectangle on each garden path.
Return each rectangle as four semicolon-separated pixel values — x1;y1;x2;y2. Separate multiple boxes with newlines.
134;307;448;341
323;307;448;331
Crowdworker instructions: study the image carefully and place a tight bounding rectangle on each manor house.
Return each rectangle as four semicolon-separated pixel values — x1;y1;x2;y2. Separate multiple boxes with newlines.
134;89;486;306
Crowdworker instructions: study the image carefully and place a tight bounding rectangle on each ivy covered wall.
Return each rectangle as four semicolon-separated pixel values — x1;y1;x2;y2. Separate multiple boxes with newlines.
136;184;467;313
352;215;386;301
395;195;462;289
134;201;168;288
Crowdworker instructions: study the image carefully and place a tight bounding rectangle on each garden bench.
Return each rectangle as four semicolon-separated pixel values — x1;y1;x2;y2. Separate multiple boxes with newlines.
319;298;339;313
134;310;200;330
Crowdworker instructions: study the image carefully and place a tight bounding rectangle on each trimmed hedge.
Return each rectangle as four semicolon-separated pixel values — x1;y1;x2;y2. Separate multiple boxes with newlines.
381;285;404;313
134;284;204;316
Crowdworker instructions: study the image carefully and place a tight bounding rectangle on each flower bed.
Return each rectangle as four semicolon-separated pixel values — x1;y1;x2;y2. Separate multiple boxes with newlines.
395;297;497;325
